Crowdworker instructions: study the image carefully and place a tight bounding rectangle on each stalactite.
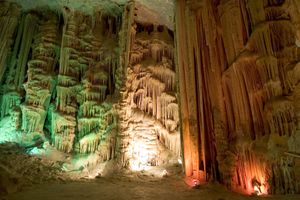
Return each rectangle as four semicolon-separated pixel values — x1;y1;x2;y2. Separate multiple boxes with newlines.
0;92;21;119
264;98;295;136
21;12;59;133
176;0;299;194
0;2;20;83
14;14;38;89
117;5;180;169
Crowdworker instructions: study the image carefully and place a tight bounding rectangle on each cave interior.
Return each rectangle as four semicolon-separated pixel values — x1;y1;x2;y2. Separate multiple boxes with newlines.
0;0;300;199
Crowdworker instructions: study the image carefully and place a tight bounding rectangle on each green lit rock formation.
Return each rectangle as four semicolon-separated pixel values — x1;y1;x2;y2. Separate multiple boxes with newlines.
0;0;179;171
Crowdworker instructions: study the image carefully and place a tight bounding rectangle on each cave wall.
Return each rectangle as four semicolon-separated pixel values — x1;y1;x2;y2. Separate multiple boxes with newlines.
117;2;180;170
0;1;122;160
176;0;300;195
3;0;300;195
0;0;179;171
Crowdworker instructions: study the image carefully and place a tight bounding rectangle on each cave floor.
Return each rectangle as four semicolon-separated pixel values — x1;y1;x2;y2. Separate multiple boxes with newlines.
1;143;300;200
4;174;300;200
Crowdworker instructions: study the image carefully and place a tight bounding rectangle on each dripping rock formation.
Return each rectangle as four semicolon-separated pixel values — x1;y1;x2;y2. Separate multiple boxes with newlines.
117;3;179;170
0;0;300;198
177;0;300;195
0;0;180;178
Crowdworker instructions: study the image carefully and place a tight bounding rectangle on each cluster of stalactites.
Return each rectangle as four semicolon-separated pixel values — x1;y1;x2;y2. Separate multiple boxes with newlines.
128;27;178;133
76;106;116;154
130;38;174;66
133;74;179;132
117;17;180;170
51;9;119;154
221;0;297;140
176;0;300;195
21;12;59;133
218;1;299;194
51;112;76;153
0;2;120;159
0;2;20;85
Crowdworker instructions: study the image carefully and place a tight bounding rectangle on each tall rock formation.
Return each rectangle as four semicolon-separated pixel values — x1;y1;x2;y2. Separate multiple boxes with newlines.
176;0;300;195
0;0;179;172
117;2;180;170
0;2;122;162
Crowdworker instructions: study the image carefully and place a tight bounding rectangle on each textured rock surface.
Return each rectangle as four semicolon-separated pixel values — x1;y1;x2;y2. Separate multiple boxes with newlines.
176;0;300;195
0;0;179;176
8;0;174;29
1;0;300;197
0;143;66;196
117;2;180;170
0;2;121;159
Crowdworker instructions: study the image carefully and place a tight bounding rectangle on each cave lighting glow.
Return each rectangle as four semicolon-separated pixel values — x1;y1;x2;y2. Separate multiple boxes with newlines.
248;176;268;196
130;142;151;171
251;179;268;196
254;186;262;196
177;158;182;165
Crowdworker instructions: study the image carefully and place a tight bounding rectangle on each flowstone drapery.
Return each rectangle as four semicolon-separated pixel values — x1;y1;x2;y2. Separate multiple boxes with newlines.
176;0;300;195
0;1;180;173
2;0;300;196
0;2;122;160
117;2;180;170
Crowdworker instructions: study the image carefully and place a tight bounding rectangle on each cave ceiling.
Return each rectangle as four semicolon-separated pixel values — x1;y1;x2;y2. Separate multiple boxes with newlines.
8;0;175;29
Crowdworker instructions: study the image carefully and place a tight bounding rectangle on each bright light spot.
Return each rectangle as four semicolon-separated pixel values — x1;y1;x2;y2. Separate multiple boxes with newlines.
28;147;43;155
251;177;268;195
161;169;168;177
178;159;182;164
130;141;156;171
254;185;262;196
88;175;94;179
193;179;199;186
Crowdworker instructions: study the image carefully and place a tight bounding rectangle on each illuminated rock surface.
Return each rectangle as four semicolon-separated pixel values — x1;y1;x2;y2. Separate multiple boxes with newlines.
0;0;179;186
0;0;300;199
117;2;180;170
176;0;300;195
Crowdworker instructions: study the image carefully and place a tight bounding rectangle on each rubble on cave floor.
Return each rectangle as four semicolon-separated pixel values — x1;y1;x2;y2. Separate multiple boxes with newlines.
0;143;69;196
0;142;180;197
1;153;300;200
1;143;300;200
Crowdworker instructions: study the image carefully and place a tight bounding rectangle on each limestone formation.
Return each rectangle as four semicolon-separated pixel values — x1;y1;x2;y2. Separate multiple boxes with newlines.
0;0;179;174
1;0;300;197
0;2;122;159
176;0;300;195
117;2;180;170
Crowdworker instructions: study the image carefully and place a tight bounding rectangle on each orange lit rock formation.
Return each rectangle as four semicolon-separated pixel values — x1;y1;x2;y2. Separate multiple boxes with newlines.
0;0;300;196
176;0;300;195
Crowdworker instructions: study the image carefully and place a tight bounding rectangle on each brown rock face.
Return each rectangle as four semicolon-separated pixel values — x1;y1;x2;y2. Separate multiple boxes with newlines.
176;0;300;195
